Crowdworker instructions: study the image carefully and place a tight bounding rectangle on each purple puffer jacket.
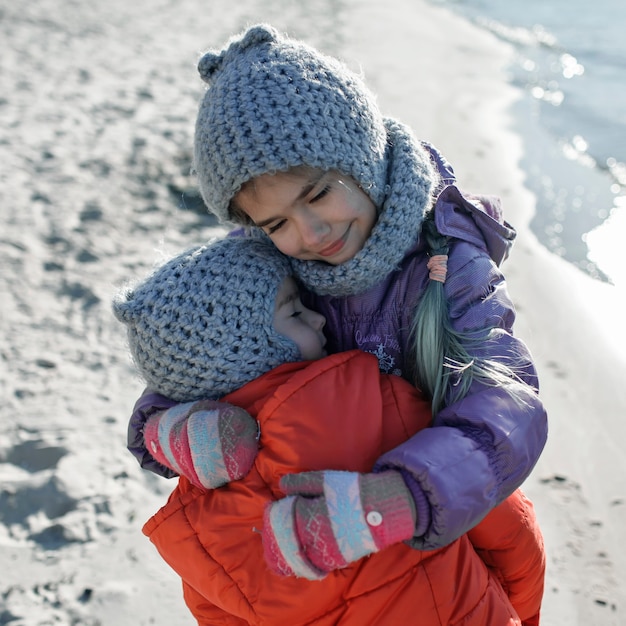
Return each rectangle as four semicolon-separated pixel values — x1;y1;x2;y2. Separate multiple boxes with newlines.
300;184;547;549
127;157;548;550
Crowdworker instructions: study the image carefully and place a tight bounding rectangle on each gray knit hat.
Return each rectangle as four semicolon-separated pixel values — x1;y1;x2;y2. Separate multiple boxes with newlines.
194;24;389;224
112;237;300;402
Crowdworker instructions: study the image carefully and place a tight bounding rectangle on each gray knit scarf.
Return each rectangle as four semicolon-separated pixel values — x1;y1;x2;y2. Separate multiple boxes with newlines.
289;119;436;297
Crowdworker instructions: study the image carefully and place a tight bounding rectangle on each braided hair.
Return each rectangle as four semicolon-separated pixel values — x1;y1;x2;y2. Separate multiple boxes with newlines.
410;214;530;415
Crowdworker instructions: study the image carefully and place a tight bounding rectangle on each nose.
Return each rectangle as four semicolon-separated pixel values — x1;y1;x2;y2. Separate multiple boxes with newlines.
304;308;326;332
297;210;329;248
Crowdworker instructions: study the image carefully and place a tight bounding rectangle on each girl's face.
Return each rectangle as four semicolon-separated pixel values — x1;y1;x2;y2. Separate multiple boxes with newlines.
234;169;377;265
273;277;327;361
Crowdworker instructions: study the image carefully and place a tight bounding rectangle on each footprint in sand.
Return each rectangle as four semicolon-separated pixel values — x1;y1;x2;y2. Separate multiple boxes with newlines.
545;360;568;379
3;439;69;473
539;474;620;617
0;438;82;549
57;279;101;311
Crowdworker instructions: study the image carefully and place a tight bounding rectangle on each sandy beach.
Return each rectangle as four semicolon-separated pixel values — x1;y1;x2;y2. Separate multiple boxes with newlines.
1;0;625;624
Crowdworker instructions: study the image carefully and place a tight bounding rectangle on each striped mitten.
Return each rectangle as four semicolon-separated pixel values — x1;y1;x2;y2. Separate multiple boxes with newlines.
262;470;416;579
143;400;259;489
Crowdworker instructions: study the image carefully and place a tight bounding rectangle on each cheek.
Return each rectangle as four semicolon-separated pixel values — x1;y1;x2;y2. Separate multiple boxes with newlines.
355;196;377;225
271;233;306;260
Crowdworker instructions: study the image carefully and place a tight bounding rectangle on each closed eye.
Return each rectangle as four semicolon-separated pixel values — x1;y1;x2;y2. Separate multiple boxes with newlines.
311;185;331;203
267;219;287;235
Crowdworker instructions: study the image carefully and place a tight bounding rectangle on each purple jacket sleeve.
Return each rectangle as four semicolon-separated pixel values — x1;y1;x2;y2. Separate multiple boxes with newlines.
128;388;179;478
375;189;548;550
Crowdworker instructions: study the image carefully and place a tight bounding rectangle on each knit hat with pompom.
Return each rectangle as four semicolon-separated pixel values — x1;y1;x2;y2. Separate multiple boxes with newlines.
112;237;300;401
193;24;389;225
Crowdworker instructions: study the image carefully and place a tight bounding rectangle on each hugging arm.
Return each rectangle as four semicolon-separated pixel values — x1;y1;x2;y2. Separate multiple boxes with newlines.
376;242;548;549
266;241;547;575
128;389;179;478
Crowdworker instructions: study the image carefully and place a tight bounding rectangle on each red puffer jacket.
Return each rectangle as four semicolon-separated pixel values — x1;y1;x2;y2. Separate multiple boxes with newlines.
143;351;544;625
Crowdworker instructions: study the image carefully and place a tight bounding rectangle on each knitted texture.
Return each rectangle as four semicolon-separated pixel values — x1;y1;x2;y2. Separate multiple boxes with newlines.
142;399;259;489
287;119;436;296
112;237;300;402
194;24;390;224
262;470;416;579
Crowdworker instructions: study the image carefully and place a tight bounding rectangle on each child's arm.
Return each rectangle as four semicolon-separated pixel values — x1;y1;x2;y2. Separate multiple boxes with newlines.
468;489;545;623
267;241;547;570
129;388;259;489
375;239;548;550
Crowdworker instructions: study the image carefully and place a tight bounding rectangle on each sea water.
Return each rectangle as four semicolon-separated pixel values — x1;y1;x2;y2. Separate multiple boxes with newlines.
433;0;626;290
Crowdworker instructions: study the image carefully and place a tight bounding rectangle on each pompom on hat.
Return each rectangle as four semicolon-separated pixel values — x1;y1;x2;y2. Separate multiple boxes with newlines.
113;237;300;402
194;24;389;224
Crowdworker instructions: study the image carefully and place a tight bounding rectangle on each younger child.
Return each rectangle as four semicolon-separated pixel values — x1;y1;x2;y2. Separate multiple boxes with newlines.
113;236;544;625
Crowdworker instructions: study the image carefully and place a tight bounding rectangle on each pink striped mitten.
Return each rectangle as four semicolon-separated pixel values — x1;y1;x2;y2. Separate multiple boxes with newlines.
143;400;259;489
262;470;416;579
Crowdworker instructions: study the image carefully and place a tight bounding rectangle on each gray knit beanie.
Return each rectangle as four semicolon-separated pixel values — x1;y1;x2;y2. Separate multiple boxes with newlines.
194;24;389;224
112;237;301;402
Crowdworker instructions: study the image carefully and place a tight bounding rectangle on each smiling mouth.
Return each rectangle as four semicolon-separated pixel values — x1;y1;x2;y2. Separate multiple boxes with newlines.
317;227;350;258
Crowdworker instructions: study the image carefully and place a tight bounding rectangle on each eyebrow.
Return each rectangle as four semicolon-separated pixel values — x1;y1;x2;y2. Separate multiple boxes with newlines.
253;171;327;228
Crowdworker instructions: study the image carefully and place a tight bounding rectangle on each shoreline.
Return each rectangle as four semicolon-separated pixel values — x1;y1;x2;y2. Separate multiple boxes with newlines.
352;2;626;622
347;0;626;621
426;0;626;292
